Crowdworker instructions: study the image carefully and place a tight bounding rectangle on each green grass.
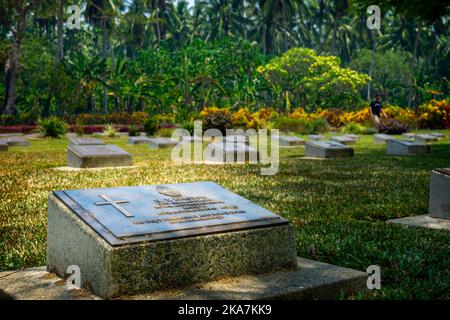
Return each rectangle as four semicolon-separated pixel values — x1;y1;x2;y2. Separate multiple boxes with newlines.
1;131;450;299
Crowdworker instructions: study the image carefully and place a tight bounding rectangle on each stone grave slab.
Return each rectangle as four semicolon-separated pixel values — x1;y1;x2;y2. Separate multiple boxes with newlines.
0;257;368;300
67;145;132;168
274;135;306;147
414;134;439;143
148;137;178;149
0;140;8;151
330;136;356;145
305;141;354;159
205;141;259;163
343;134;359;140
428;168;450;220
308;134;325;141
46;182;297;298
429;132;445;139
386;139;430;156
374;133;394;144
128;136;152;145
69;136;105;146
402;133;416;139
388;168;450;231
1;136;30;147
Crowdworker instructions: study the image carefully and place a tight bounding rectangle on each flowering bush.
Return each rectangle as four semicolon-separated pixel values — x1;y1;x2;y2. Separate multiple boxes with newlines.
200;107;232;134
384;106;417;127
231;108;260;129
316;108;344;127
340;108;371;125
417;99;450;129
377;119;409;134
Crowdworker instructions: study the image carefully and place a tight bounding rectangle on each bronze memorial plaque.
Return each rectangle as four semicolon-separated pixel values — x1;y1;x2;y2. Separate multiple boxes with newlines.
53;182;288;246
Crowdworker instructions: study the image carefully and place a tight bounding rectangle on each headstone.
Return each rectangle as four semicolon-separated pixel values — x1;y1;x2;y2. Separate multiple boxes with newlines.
414;134;439;143
402;133;415;139
428;168;450;220
205;141;259;163
429;132;445;139
386;139;430;156
1;136;30;147
67;145;132;168
47;182;297;298
330;136;356;145
274;135;305;146
0;140;8;151
343;134;359;140
305;141;354;158
148;137;178;149
388;168;450;231
128;136;152;145
308;134;325;141
69;136;105;146
374;133;394;144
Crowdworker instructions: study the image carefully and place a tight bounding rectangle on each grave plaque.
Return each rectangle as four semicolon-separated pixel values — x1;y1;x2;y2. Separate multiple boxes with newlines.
69;136;105;146
402;133;416;139
67;144;132;168
148;137;178;149
343;134;359;140
414;134;439;143
386;139;430;156
1;136;30;147
128;136;152;145
428;168;450;220
330;136;356;145
275;135;306;147
0;140;8;151
206;141;259;163
47;182;297;298
374;133;394;144
308;134;325;141
305;141;354;158
429;132;444;139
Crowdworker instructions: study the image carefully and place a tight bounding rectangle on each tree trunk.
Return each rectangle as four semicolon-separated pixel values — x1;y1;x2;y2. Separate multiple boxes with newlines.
102;18;109;114
3;6;28;115
367;32;377;100
55;0;65;64
407;23;422;107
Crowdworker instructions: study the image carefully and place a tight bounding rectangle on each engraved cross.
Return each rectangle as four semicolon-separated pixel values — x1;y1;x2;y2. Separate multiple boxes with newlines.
95;194;134;218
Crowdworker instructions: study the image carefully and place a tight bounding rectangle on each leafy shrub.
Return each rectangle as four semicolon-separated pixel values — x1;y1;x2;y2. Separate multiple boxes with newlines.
156;127;174;137
377;119;409;134
201;107;232;134
384;105;418;127
181;121;194;135
73;122;85;136
231;108;260;130
103;124;118;137
0;115;19;126
143;117;159;136
130;112;149;125
417;99;450;129
312;118;329;133
317;108;344;127
270;116;314;134
128;125;140;136
341;122;366;134
108;112;129;124
38;117;68;138
76;113;106;125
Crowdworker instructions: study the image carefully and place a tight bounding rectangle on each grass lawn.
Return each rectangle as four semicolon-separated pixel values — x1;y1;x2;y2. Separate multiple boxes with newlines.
1;130;449;299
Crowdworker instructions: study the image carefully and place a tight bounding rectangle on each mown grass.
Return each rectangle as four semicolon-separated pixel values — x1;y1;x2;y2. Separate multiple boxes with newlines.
1;131;449;299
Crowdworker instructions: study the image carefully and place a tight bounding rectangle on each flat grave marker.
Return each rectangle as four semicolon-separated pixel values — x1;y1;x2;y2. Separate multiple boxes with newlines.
67;144;132;168
386;139;430;156
305;141;354;159
148;137;178;149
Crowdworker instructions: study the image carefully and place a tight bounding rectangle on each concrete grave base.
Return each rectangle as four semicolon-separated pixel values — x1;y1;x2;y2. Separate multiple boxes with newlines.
53;165;139;172
388;214;450;231
0;258;368;300
0;136;30;147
